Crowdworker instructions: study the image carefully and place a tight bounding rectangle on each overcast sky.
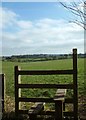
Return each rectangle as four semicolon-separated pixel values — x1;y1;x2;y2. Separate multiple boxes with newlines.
1;2;84;56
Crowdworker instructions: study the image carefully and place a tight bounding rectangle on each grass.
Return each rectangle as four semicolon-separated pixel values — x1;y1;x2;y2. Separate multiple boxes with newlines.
2;58;85;97
1;58;86;119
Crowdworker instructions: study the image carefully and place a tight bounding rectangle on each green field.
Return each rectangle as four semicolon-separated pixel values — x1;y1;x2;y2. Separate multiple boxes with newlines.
2;58;85;98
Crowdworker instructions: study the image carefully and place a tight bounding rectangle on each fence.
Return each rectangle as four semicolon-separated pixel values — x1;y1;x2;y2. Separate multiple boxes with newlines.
0;74;5;119
15;49;78;120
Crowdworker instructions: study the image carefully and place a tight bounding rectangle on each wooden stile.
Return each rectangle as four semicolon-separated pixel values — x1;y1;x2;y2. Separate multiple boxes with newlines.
15;49;78;120
54;89;67;120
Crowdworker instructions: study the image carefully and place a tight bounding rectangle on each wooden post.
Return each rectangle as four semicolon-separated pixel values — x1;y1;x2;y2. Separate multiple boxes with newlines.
55;101;63;120
0;74;5;119
15;66;21;116
15;66;19;116
19;72;21;110
73;49;78;120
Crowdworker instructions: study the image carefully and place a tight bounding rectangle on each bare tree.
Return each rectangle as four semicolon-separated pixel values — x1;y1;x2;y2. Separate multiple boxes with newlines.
59;0;86;30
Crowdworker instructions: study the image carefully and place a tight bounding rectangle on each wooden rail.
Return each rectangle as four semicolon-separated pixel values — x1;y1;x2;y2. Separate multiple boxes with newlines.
17;69;73;75
15;48;78;120
17;83;74;89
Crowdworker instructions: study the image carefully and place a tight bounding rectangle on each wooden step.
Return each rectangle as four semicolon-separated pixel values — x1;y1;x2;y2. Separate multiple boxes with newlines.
28;102;45;115
54;89;67;101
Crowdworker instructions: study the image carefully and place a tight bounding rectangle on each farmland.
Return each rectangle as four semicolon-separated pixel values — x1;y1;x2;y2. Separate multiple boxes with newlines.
2;58;85;98
1;58;86;119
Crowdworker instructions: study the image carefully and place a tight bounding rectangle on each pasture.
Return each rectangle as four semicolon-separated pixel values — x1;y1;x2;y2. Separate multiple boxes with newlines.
2;58;85;98
1;58;86;119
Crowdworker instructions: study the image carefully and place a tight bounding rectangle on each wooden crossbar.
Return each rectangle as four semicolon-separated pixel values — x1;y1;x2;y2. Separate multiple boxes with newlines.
17;84;74;89
17;69;73;75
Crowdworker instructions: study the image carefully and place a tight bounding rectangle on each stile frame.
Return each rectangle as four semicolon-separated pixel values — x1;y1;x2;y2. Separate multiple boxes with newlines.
15;49;78;120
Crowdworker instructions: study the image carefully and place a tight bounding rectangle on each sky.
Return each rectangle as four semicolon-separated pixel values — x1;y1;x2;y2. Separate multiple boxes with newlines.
1;1;84;56
2;0;83;2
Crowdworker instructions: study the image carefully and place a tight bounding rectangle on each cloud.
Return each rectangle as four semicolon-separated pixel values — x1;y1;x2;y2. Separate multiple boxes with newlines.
2;7;18;29
1;6;84;56
17;21;33;29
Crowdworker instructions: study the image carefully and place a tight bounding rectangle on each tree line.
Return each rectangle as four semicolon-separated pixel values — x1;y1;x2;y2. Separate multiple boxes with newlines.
2;53;85;62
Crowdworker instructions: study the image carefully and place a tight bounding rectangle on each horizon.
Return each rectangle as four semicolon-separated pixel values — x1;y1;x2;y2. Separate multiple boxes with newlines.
1;52;85;57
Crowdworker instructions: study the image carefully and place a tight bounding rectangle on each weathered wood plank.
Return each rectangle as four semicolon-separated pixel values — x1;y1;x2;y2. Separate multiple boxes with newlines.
18;109;74;117
55;89;66;96
28;102;45;115
0;74;5;114
73;49;78;120
54;89;66;101
18;97;54;103
55;100;63;120
54;89;67;120
18;97;73;105
17;84;74;89
18;69;73;75
15;66;19;115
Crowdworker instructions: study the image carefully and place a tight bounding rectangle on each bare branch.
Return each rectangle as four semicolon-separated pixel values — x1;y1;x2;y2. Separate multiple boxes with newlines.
69;20;86;30
59;0;86;30
59;2;83;16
